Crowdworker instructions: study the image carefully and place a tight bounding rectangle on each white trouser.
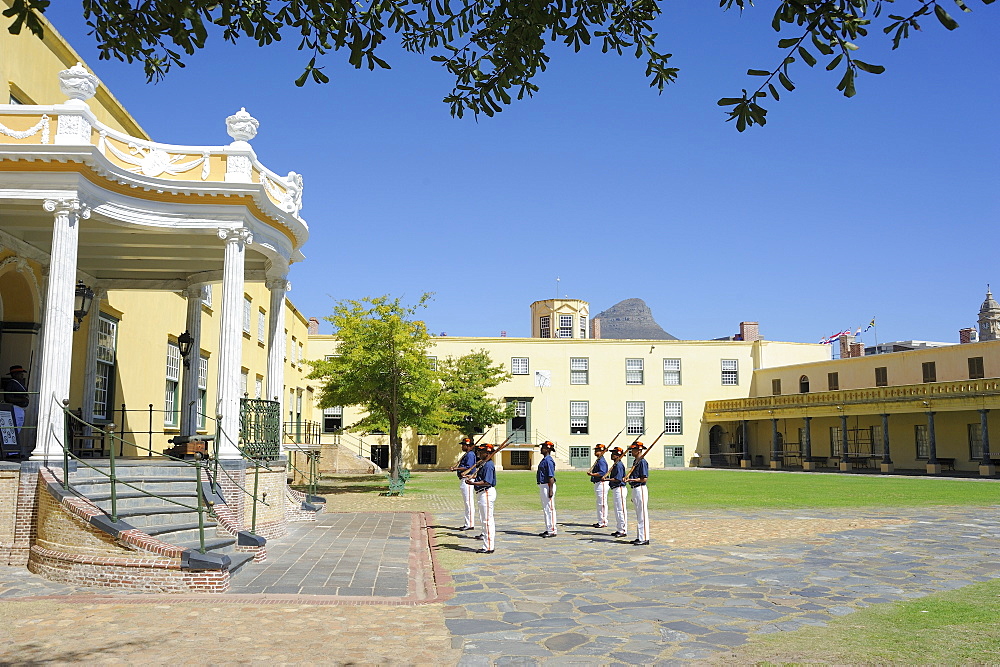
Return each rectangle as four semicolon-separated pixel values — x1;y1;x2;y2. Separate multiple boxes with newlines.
612;485;628;534
539;483;557;534
631;485;649;541
459;478;476;528
593;480;609;526
477;487;496;551
12;405;24;431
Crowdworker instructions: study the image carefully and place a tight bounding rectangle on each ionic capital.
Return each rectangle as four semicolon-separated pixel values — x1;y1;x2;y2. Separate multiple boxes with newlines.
217;227;253;246
43;198;91;220
265;278;291;293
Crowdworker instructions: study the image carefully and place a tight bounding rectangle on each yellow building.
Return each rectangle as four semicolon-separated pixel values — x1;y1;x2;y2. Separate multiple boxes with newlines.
1;7;318;589
706;336;1000;475
307;312;831;472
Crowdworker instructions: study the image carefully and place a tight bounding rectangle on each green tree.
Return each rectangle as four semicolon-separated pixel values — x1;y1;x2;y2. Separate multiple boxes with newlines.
439;349;514;439
4;0;993;128
307;294;442;481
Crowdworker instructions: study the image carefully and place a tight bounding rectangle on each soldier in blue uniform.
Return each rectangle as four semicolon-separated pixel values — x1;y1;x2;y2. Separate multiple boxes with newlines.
586;443;609;528
626;441;650;545
450;437;478;530
607;446;628;537
537;440;557;537
465;443;496;553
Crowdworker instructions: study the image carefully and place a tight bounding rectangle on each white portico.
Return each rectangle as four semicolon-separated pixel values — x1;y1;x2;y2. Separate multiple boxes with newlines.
0;63;308;461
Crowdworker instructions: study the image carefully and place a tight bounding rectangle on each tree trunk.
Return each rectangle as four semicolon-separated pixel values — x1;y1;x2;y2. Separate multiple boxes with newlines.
389;417;403;482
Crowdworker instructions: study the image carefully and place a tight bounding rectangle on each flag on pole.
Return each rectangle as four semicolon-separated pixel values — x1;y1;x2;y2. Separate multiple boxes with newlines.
865;317;876;331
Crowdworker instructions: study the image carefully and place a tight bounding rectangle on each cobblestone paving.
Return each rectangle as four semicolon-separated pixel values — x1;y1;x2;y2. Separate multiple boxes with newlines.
1;505;999;665
432;507;1000;665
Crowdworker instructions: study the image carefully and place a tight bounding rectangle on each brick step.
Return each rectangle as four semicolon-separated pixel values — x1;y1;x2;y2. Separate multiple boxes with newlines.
73;460;201;479
111;505;207;528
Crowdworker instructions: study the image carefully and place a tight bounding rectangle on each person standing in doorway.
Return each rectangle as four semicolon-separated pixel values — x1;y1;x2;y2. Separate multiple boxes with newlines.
3;365;29;433
626;441;650;545
608;446;628;538
537;440;557;537
451;437;478;531
465;443;496;553
587;443;609;528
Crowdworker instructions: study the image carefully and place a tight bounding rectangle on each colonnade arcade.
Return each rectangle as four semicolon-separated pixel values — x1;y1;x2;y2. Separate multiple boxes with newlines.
0;64;308;461
704;379;1000;476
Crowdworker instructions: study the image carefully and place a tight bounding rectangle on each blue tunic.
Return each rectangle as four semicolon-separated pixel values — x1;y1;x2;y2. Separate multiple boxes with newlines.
536;455;556;484
590;457;608;482
475;460;496;488
629;458;649;487
456;450;477;478
609;461;626;488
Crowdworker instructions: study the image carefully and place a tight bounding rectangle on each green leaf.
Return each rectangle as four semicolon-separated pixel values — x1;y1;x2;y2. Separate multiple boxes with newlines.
798;46;817;66
778;71;795;91
854;60;885;74
717;97;745;106
953;0;972;12
777;37;799;48
768;83;780;101
747;69;771;76
826;53;843;71
934;4;960;29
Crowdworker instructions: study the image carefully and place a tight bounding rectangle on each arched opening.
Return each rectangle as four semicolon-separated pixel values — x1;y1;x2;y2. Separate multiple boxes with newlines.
799;375;810;393
709;425;726;466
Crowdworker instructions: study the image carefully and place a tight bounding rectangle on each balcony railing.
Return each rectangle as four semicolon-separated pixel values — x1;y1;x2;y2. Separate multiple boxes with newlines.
706;377;1000;417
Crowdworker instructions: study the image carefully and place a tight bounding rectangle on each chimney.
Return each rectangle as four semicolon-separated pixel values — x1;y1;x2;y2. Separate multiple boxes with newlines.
591;317;602;339
849;342;865;358
308;317;320;335
739;321;760;342
839;334;854;359
960;327;978;344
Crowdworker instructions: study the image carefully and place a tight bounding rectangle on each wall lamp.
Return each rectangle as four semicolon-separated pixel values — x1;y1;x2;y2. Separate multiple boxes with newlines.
73;282;95;331
177;330;194;368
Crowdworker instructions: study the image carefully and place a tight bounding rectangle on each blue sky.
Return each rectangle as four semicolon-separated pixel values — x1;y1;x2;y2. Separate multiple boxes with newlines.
41;3;999;345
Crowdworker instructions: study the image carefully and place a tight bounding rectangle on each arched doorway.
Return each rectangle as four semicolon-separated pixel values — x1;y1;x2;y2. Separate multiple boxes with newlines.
799;375;810;393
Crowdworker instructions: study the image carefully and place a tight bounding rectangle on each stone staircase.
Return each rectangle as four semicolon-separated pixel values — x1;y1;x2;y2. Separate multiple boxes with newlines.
69;460;256;576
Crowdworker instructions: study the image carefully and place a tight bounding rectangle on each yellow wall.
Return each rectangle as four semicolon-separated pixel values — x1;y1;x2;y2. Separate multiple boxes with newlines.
307;335;830;470
0;0;146;137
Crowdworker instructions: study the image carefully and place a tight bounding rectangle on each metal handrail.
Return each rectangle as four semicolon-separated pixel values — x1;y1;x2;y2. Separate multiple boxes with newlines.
58;401;212;553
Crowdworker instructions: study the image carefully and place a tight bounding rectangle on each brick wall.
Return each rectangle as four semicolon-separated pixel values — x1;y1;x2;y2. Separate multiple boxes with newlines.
242;464;289;539
0;466;18;564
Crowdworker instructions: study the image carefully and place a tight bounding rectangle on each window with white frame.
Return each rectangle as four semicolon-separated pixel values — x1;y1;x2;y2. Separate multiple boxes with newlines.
283;329;288;360
560;314;574;337
164;342;180;426
557;314;573;338
297;341;304;364
242;296;252;333
426;355;438;371
255;375;263;400
198;355;209;429
570;357;589;385
241;369;249;397
721;359;739;385
511;357;529;375
663;401;682;434
539;315;551;338
626;358;644;385
579;314;587;339
201;284;212;307
94;314;118;420
626;401;645;435
570;401;589;435
663;358;681;385
257;309;266;342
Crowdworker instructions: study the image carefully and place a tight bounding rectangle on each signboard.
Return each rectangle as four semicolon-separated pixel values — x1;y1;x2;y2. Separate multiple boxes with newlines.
0;403;20;458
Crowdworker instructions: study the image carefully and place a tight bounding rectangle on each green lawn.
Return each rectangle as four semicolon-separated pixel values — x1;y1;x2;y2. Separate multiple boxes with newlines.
720;578;1000;665
402;468;1000;511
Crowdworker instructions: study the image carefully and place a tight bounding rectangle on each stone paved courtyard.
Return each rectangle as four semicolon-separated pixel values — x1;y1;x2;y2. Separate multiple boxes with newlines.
1;505;999;664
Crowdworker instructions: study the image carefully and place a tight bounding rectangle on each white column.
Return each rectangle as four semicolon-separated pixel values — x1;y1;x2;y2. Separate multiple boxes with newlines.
80;287;107;427
215;228;251;459
265;278;289;402
179;284;204;436
32;197;90;460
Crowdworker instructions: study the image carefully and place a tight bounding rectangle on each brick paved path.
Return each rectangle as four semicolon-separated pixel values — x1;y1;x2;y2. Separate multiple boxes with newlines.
1;505;999;664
